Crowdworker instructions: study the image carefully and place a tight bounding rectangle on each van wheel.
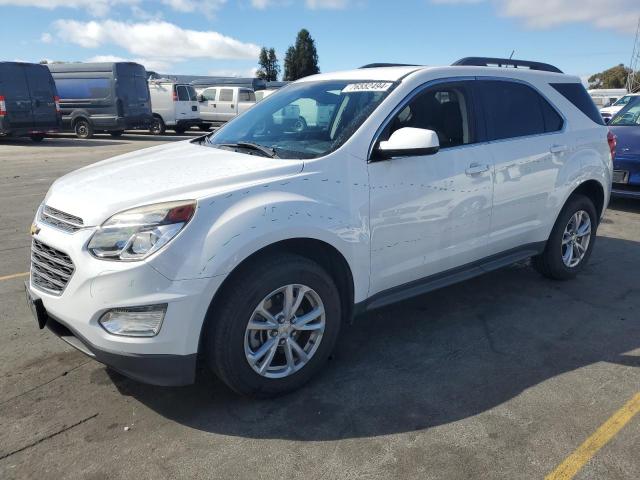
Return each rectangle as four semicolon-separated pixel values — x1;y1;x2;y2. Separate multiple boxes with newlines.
110;130;124;137
174;127;187;135
293;117;307;132
30;134;45;143
74;119;93;139
532;194;597;280
206;254;341;398
150;117;165;135
198;124;211;131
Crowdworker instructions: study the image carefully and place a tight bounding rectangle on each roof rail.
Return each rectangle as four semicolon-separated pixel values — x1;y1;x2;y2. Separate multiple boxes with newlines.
359;63;419;69
452;57;563;74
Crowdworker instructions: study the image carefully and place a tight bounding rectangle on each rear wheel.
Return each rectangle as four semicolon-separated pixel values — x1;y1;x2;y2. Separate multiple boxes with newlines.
74;119;93;139
198;124;211;132
532;194;597;280
30;134;45;142
150;116;166;135
206;254;341;398
110;130;124;137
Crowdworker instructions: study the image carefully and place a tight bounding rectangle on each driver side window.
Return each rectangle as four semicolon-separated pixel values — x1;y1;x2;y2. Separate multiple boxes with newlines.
386;83;474;149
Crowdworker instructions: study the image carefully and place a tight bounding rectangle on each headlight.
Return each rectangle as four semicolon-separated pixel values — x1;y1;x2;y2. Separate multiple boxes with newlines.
88;200;196;261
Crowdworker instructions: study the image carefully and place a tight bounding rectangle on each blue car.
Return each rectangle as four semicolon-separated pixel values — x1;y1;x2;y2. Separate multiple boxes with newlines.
609;95;640;198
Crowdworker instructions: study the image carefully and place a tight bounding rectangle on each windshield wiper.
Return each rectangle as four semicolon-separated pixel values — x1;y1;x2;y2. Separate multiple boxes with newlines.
218;142;279;158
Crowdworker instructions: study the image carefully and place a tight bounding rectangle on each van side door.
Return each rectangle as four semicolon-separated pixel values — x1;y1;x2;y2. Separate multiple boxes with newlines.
174;85;193;123
216;88;236;122
368;80;495;297
477;79;565;255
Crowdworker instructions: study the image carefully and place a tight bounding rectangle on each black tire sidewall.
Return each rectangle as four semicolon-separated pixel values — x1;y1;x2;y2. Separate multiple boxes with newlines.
74;119;93;139
545;195;598;278
208;255;341;397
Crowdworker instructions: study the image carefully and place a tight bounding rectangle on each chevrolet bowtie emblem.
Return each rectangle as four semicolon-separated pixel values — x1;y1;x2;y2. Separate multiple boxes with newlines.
30;224;40;236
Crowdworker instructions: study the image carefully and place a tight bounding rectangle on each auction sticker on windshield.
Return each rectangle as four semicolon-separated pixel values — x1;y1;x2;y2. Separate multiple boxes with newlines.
342;82;393;93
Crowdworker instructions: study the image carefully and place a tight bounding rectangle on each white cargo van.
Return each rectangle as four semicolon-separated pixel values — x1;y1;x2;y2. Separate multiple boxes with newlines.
149;80;201;135
195;86;256;127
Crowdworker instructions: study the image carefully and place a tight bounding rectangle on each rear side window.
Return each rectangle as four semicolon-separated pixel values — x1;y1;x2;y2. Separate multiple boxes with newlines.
187;86;197;101
479;80;561;140
176;85;190;101
55;78;110;99
201;88;216;101
219;89;233;102
239;89;256;102
551;83;605;125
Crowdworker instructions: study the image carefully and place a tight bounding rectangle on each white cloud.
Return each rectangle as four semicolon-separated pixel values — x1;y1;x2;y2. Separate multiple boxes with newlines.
53;19;261;61
431;0;640;34
160;0;226;17
41;32;53;43
250;0;349;8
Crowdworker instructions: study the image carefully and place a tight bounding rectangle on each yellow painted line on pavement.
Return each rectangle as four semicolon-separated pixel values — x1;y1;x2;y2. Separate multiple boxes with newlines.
0;272;29;282
546;392;640;480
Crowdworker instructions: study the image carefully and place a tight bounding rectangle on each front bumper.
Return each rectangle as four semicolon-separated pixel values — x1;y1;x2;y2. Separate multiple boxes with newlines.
26;224;224;386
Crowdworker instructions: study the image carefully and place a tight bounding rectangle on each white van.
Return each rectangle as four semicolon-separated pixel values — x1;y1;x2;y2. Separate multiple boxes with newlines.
148;80;201;135
195;86;256;127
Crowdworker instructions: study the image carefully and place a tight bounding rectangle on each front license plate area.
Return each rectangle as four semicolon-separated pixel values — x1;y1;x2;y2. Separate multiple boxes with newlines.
24;282;48;329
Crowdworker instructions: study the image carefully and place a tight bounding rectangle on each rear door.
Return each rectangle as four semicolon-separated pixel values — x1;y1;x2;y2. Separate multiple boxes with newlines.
174;85;194;122
186;85;199;119
216;88;236;122
477;79;566;255
115;64;151;118
0;63;33;129
237;88;256;114
23;64;58;129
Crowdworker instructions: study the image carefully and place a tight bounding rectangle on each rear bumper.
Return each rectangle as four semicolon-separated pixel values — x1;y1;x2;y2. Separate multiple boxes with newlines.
611;184;640;198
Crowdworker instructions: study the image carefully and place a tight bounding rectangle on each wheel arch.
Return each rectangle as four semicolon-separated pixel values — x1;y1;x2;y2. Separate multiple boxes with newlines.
568;179;606;220
197;237;356;355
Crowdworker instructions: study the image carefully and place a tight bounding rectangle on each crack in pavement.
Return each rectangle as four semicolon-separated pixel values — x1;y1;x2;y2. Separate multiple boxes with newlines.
0;413;99;461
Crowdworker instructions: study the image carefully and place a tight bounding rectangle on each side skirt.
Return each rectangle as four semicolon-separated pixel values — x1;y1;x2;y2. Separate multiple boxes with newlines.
354;241;546;315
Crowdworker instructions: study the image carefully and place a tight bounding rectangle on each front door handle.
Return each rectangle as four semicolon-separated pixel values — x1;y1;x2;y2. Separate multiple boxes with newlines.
465;163;490;176
550;144;568;154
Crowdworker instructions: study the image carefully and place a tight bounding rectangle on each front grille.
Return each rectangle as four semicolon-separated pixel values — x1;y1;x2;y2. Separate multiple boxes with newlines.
40;205;84;233
30;239;75;295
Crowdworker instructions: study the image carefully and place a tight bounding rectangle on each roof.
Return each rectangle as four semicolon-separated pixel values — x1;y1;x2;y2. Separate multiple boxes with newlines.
298;66;422;83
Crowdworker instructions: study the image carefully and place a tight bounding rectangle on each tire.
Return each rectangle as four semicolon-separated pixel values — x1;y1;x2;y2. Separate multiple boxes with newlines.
74;119;93;139
198;124;211;132
30;134;45;143
206;254;341;398
532;194;598;280
173;127;187;135
293;116;307;132
150;116;166;135
110;130;124;137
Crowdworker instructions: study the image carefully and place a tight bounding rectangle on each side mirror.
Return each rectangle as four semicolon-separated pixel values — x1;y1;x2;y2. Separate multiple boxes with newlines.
197;94;205;102
375;127;440;160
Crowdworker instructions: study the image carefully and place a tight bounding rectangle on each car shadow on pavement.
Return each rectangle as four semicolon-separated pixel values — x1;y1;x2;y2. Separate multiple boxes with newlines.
609;197;640;214
0;137;128;147
108;235;640;441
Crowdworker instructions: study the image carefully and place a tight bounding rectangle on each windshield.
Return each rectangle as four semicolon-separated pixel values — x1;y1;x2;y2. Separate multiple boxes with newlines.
205;80;396;159
612;95;633;107
610;96;640;126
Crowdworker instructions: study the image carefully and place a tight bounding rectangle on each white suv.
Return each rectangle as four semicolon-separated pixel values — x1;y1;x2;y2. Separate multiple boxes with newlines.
26;58;613;397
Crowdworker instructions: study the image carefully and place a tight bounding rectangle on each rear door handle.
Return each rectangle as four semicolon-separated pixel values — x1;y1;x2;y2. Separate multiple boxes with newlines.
465;163;490;176
550;144;568;154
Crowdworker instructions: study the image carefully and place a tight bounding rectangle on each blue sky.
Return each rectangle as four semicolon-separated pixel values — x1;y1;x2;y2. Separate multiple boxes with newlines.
1;0;638;81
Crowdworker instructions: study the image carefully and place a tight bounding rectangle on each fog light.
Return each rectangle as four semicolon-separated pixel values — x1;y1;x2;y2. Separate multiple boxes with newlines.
99;304;167;337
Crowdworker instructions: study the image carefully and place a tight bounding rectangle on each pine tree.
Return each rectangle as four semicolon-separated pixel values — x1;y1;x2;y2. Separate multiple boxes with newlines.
283;29;320;81
257;46;281;81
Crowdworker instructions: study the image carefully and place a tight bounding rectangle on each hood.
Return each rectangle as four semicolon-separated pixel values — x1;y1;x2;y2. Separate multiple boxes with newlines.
600;105;622;115
44;140;304;226
610;126;640;157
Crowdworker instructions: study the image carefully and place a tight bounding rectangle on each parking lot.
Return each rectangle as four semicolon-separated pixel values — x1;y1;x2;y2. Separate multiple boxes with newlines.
1;133;639;479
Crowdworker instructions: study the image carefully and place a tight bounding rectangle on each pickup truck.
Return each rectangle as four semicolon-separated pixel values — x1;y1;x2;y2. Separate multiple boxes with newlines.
195;86;256;129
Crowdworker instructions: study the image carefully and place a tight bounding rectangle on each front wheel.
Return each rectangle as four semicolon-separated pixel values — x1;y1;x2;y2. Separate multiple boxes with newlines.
173;127;187;135
206;254;341;397
532;194;597;280
150;116;165;135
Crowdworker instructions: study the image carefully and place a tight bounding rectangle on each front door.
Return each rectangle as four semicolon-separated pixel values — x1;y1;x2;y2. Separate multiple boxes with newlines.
368;80;494;296
198;87;217;122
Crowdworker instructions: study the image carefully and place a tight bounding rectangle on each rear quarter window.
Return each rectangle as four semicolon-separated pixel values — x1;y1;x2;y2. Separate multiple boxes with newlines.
551;83;605;126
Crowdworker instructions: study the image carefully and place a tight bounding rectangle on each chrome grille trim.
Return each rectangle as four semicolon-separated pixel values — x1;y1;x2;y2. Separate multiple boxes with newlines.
40;205;84;233
30;239;75;295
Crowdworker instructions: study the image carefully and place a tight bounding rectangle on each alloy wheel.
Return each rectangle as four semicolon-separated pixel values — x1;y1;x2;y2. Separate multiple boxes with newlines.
561;210;592;268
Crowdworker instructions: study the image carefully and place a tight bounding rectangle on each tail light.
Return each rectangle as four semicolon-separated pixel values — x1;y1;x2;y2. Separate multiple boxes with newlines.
54;95;61;114
173;88;178;102
0;96;6;117
607;130;617;160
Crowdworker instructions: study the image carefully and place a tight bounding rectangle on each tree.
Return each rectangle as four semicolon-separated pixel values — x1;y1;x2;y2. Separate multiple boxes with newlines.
588;64;632;89
256;47;280;81
283;29;320;81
